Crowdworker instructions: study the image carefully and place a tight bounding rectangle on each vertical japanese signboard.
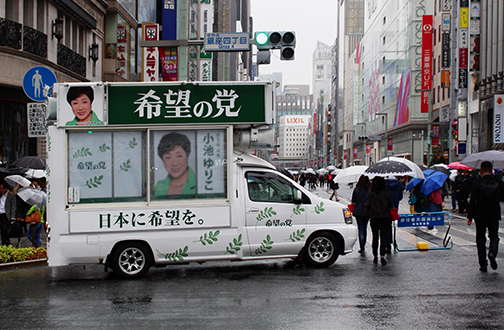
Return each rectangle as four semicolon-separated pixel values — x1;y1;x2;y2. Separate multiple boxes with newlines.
142;23;159;82
421;15;433;113
469;0;480;72
458;0;469;89
494;95;504;143
116;24;129;79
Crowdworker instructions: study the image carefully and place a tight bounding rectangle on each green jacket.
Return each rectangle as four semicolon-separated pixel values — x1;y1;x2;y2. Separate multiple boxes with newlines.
154;167;196;196
65;111;103;126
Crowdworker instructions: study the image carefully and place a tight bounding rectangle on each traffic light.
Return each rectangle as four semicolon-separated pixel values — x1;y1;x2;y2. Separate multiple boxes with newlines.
254;31;296;61
358;136;369;141
280;31;295;61
254;31;282;50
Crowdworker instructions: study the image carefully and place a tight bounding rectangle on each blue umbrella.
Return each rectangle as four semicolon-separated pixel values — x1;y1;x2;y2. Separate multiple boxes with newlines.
406;177;424;191
423;169;435;176
420;171;449;196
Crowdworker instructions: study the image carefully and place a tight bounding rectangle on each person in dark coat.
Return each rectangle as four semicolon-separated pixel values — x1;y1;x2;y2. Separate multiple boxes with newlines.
467;161;503;272
351;175;370;253
384;176;404;252
365;176;394;265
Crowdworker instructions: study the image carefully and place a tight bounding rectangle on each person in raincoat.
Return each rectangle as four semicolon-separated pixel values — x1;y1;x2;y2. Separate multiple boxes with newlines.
26;204;44;247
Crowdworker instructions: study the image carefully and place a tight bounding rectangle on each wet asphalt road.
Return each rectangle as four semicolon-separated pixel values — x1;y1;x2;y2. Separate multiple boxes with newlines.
1;186;503;329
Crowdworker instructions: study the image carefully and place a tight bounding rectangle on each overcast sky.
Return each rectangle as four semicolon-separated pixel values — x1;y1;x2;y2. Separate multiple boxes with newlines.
250;0;337;93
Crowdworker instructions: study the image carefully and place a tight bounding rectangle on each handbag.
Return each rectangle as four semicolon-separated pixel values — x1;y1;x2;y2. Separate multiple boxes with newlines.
389;208;399;221
348;203;355;212
26;209;42;224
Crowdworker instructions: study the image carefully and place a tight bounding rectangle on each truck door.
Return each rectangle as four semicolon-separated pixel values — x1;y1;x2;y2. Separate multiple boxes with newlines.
244;171;307;257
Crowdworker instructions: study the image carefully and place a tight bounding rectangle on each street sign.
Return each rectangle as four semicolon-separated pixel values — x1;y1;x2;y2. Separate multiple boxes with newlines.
23;66;57;102
204;32;250;52
368;136;382;141
27;103;47;137
458;142;467;154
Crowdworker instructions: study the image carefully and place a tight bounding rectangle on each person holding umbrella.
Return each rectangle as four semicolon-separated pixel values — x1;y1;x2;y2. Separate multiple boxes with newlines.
365;176;394;265
467;161;503;272
0;180;17;246
420;171;449;230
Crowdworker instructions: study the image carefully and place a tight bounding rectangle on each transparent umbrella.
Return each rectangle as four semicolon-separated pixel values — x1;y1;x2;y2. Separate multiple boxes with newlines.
16;187;47;209
5;175;31;189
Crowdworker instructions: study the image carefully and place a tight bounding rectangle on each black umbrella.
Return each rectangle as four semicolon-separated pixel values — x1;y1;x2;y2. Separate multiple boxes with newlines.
0;167;11;180
429;164;451;176
364;160;415;178
10;156;46;170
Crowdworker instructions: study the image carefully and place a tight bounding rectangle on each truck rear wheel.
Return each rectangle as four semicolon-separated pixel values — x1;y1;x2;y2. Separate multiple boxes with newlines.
303;232;340;267
111;242;152;278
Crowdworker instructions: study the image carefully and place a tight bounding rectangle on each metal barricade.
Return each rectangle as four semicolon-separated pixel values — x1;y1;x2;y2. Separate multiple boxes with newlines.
393;211;453;252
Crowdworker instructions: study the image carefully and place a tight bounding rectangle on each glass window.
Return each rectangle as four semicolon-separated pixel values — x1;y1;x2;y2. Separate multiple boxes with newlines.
68;130;146;203
246;171;296;204
151;129;227;201
67;128;227;204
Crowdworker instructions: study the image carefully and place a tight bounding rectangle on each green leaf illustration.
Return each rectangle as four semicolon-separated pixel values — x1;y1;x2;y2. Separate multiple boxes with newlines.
99;143;111;153
47;135;51;153
128;137;138;149
157;246;189;262
85;175;104;189
292;204;306;216
119;159;131;172
195;230;220;245
225;234;243;254
254;234;274;254
314;201;325;214
288;228;306;242
73;147;92;159
256;206;278;221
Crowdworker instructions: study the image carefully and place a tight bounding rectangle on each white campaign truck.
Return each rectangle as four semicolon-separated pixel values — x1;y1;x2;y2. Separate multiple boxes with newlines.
46;81;357;278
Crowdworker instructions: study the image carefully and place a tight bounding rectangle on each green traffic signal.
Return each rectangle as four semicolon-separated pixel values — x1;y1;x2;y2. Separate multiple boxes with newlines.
255;32;269;47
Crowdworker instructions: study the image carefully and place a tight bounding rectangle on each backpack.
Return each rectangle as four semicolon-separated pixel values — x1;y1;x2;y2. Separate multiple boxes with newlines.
415;192;430;212
478;176;501;210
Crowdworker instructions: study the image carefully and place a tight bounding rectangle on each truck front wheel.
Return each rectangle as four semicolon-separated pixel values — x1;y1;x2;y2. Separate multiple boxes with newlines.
303;232;340;267
111;242;152;278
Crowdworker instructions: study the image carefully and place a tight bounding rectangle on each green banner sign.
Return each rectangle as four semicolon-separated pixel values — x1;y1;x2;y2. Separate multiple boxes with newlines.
107;83;266;125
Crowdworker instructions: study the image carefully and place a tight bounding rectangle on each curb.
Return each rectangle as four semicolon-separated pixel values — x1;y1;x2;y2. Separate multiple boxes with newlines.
0;259;47;271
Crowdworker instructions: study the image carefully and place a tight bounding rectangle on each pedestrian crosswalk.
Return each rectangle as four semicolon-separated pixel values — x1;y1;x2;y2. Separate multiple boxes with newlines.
310;185;504;251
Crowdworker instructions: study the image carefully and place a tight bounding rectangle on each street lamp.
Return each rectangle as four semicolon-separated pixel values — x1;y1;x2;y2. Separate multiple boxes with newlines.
376;112;388;157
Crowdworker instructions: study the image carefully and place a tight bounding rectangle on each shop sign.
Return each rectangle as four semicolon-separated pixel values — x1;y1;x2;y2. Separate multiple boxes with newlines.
107;83;267;125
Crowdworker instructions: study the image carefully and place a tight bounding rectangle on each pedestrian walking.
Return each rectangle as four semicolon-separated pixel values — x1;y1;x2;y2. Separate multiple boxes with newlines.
467;161;503;272
385;176;404;252
0;180;17;246
456;170;473;213
329;178;340;201
351;175;370;253
365;176;394;265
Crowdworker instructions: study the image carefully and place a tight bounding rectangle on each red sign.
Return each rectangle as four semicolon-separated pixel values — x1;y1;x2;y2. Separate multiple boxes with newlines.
459;48;468;68
432;125;440;146
366;145;371;154
353;148;358;159
421;15;433;113
344;150;348;160
387;139;393;151
160;47;178;81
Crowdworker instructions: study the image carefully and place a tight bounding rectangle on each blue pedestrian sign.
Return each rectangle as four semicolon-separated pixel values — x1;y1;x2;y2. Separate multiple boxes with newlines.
23;66;57;102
